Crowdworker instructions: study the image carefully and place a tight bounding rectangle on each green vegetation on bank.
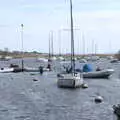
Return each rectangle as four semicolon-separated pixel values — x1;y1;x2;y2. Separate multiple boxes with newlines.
0;48;117;59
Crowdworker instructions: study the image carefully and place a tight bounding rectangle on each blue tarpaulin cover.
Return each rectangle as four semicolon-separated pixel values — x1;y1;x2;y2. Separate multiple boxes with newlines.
83;64;93;72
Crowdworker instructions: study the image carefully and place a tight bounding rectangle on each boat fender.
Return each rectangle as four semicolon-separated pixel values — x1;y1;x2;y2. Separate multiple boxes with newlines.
82;83;88;89
57;74;64;78
1;68;4;70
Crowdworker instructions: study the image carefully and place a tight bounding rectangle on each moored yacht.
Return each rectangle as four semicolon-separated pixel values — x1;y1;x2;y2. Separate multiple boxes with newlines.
57;0;84;88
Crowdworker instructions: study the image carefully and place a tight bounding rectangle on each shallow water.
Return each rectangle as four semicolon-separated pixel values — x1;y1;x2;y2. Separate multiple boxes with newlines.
0;58;119;120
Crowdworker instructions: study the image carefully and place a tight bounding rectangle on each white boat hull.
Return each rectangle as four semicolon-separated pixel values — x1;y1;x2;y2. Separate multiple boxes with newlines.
82;69;114;78
24;67;50;72
57;73;83;88
0;68;14;73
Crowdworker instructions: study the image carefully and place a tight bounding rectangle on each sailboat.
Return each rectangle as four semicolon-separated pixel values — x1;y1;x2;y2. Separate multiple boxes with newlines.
57;0;83;88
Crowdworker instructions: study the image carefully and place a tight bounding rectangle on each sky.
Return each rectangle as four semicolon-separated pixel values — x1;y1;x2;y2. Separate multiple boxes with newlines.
0;0;120;54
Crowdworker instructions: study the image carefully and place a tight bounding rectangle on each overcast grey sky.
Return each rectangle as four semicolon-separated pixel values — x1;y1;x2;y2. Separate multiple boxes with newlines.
0;0;120;54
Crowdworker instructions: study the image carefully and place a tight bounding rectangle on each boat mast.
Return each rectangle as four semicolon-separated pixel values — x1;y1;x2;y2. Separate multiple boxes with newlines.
48;31;54;60
92;39;94;56
70;0;75;74
49;32;51;60
82;33;85;56
21;24;24;71
51;31;54;57
58;30;61;56
95;43;97;55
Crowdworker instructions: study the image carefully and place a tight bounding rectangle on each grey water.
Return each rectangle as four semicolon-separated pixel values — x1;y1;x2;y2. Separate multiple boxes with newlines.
0;58;120;120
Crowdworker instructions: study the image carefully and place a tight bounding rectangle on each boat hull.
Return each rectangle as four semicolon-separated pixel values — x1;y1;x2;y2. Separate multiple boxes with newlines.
82;69;114;78
0;68;14;73
24;67;50;72
57;74;83;88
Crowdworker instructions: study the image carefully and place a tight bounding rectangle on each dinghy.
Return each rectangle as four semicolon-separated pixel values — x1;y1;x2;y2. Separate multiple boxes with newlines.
82;69;114;78
0;68;14;73
58;69;114;79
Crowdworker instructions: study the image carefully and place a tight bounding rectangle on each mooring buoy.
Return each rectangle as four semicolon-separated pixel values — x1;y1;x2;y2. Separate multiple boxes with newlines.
94;96;103;103
33;79;38;81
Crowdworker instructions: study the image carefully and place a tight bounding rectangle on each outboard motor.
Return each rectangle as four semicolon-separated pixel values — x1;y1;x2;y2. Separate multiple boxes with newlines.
47;63;51;71
39;66;43;75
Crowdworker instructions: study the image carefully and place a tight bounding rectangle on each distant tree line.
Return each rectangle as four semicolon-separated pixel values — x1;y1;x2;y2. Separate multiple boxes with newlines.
0;48;46;58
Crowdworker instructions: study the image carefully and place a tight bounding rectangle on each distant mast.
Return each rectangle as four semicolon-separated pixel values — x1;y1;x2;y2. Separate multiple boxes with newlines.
48;31;54;61
95;43;97;55
48;32;51;60
58;30;61;56
21;24;24;71
51;31;54;57
92;39;94;55
82;33;85;56
70;0;75;74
